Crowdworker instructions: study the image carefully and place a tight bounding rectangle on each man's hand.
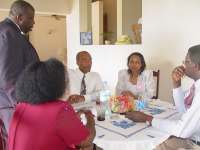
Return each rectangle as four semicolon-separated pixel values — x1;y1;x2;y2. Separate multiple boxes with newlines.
125;111;153;123
67;94;85;104
84;110;95;126
172;66;185;88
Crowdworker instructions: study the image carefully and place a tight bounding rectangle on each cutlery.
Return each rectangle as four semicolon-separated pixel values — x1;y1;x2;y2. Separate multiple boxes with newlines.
146;134;155;138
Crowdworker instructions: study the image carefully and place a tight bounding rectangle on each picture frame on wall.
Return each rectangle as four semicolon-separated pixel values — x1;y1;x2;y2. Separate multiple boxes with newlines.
80;32;92;45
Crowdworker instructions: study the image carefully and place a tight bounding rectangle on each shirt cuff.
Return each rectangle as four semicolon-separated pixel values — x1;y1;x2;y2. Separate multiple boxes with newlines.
173;87;182;94
151;118;163;129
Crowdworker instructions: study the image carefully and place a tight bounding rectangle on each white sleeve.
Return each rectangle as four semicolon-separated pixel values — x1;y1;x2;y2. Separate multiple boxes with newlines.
152;92;200;138
115;70;126;96
173;87;187;113
84;73;104;102
142;70;155;99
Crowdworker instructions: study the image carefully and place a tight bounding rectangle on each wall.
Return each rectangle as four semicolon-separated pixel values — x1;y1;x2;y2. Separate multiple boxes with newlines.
0;10;8;19
67;0;200;102
30;15;67;63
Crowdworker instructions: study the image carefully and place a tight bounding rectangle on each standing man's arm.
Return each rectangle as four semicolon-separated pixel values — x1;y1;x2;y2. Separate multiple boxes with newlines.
0;32;23;89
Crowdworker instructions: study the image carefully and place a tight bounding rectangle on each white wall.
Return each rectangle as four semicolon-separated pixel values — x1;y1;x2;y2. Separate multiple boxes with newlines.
30;15;67;63
67;0;200;102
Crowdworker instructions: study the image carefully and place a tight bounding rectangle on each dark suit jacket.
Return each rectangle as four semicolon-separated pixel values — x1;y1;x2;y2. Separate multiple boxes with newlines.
0;18;39;107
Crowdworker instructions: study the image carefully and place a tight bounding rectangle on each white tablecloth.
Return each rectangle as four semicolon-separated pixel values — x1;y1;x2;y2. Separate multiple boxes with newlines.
93;100;178;150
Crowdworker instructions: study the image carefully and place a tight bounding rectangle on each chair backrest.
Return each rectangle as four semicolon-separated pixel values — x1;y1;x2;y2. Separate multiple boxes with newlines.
152;70;160;99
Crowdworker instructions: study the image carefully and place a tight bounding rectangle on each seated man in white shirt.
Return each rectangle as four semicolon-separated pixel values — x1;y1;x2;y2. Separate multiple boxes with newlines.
125;44;200;149
67;51;104;103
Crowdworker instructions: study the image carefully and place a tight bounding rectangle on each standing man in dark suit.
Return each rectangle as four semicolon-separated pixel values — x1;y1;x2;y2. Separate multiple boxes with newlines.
0;0;39;143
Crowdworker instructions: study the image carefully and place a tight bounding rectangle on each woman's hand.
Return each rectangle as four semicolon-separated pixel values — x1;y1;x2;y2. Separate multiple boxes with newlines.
121;90;138;99
67;94;85;104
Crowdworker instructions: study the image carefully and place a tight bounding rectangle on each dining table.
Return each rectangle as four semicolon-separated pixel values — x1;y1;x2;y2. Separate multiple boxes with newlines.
73;99;179;150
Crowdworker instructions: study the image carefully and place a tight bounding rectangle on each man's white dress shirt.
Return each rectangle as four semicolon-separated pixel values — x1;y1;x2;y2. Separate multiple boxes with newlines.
115;69;155;99
68;68;104;102
152;79;200;141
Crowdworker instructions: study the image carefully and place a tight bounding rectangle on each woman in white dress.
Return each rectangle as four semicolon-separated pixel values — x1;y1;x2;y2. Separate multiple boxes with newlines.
116;52;155;100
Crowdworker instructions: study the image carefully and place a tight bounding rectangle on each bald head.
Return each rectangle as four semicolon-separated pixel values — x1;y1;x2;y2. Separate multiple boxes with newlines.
183;45;200;81
76;51;90;61
9;0;34;17
76;51;92;73
9;0;35;33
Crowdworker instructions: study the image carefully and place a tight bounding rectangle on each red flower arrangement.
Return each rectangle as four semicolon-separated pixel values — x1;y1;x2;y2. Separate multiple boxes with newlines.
109;95;134;113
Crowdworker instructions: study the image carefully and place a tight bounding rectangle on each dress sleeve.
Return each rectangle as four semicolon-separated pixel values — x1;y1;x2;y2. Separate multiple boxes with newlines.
55;103;89;146
142;70;155;99
115;70;126;95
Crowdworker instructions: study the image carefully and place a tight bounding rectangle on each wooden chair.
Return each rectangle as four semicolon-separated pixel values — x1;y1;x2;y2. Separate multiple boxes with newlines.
152;70;160;99
132;24;142;44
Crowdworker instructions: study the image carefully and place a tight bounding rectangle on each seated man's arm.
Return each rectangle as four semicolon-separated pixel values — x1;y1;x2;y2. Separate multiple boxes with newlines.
77;111;96;149
84;73;104;102
172;66;187;112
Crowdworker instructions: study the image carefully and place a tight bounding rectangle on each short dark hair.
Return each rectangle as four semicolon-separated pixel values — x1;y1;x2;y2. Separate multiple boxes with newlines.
9;0;34;17
76;51;90;62
188;45;200;65
127;52;146;75
16;58;67;104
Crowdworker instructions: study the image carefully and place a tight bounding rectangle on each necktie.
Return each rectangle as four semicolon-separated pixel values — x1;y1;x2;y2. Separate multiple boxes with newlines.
80;74;86;95
184;84;195;109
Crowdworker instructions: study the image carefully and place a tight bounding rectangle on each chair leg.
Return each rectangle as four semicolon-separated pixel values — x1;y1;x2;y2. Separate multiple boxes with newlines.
93;144;96;150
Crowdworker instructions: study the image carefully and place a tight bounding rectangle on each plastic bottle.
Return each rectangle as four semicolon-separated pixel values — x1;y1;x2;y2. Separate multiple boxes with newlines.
100;81;111;102
100;81;112;117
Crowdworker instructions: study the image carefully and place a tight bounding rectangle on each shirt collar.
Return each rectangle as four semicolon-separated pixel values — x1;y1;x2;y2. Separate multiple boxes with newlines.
7;17;25;35
76;68;89;76
195;78;200;89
